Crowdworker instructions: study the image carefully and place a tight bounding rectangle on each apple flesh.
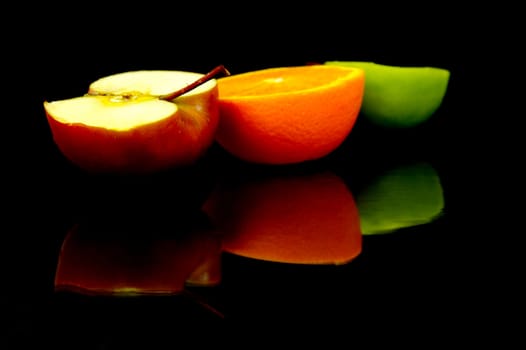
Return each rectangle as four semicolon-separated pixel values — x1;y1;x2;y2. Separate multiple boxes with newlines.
324;61;450;128
44;69;222;174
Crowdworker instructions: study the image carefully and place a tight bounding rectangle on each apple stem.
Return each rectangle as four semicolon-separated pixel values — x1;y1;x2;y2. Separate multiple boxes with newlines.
161;65;230;101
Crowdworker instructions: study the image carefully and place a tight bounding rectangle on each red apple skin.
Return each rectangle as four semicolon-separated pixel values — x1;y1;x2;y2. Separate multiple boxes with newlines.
45;88;219;174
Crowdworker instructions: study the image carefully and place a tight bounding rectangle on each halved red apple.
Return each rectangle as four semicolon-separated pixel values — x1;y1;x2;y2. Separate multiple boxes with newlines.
44;67;227;174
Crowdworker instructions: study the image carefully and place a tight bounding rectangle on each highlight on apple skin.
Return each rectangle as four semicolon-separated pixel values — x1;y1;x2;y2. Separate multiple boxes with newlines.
44;69;223;174
325;61;450;128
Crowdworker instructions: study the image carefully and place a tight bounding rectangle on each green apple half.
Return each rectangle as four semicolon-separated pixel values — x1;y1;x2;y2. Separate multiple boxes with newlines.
324;61;450;128
356;162;444;235
44;67;227;174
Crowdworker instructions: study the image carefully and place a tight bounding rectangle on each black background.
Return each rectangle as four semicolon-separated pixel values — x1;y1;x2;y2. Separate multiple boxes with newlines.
3;3;509;347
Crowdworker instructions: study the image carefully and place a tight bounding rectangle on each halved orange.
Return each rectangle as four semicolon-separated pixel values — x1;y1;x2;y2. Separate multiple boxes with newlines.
215;65;365;164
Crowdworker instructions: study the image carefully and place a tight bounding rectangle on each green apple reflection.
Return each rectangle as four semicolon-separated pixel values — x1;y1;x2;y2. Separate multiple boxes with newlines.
356;162;444;235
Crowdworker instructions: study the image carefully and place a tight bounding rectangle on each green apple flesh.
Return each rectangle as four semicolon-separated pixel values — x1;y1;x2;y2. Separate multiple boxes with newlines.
324;61;450;128
44;69;223;174
356;162;444;235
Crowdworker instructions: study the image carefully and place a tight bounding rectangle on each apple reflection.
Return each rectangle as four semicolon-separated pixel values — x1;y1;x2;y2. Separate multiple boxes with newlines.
53;160;443;296
54;210;222;296
203;169;362;265
356;161;445;235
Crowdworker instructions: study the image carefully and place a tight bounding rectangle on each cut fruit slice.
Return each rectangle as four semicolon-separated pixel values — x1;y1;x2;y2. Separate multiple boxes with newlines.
44;69;221;174
325;61;450;128
215;65;365;164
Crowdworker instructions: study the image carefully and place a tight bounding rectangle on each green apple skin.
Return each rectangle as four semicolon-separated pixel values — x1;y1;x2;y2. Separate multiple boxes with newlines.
356;162;444;235
325;61;450;128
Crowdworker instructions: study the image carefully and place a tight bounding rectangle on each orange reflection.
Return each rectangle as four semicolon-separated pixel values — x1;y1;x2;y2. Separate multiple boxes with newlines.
54;212;222;296
203;170;362;265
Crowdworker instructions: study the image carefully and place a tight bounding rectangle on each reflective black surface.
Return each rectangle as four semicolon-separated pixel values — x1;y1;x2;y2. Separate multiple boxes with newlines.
4;6;502;347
